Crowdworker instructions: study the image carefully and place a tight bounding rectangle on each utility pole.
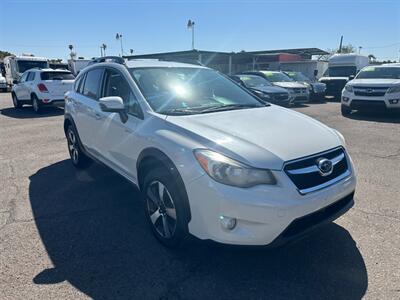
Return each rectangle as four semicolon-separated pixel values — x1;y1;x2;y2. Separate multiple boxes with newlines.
100;45;103;57
187;20;195;50
358;46;362;54
102;43;107;56
338;35;343;53
116;33;124;56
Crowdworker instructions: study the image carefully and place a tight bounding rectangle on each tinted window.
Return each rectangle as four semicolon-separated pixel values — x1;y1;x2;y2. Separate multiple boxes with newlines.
17;61;48;73
327;66;357;77
27;72;35;81
356;66;400;79
41;72;75;80
82;69;103;99
20;72;28;82
103;69;141;116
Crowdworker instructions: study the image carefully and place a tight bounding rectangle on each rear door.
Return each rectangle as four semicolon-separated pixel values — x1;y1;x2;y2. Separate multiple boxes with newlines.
40;71;75;99
73;68;104;153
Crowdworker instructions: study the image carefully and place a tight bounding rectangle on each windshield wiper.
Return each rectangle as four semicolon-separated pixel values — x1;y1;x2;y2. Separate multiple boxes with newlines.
198;103;265;113
161;108;199;115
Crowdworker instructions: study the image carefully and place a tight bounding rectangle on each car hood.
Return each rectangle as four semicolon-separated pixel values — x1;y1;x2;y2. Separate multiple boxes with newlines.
349;78;400;86
251;85;289;94
272;82;306;89
165;106;341;170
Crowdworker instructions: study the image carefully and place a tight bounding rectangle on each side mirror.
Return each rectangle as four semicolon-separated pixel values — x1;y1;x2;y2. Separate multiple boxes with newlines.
348;75;355;81
13;79;19;84
313;70;318;77
230;75;245;86
99;96;128;123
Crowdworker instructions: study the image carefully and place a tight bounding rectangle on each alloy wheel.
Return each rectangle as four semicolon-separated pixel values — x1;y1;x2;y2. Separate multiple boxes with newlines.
67;129;79;164
146;181;177;239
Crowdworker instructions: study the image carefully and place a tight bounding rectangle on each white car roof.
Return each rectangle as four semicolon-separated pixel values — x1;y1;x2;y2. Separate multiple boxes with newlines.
27;68;71;73
125;59;208;69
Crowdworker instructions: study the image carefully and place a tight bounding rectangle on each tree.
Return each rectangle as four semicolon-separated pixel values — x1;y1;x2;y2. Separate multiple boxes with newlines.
326;44;357;55
0;50;13;60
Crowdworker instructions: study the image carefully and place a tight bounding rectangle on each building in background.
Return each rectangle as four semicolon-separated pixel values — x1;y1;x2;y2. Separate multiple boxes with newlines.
124;48;329;78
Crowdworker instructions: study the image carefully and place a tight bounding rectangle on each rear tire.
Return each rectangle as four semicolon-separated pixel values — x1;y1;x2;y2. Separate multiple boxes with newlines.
32;95;42;114
341;104;351;116
12;93;22;109
66;125;92;169
142;166;190;248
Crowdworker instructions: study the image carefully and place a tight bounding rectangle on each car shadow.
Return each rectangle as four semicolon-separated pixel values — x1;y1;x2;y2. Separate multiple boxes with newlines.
345;110;400;124
0;106;64;119
29;160;368;299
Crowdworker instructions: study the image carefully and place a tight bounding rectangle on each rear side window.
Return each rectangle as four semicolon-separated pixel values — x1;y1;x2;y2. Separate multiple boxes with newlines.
82;69;103;99
41;72;75;80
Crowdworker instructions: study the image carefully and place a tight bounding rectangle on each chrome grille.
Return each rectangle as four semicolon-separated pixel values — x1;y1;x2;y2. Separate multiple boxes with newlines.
284;147;349;195
353;86;388;97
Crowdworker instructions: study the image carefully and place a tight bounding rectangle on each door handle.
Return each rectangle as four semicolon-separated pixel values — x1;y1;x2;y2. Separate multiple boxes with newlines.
95;113;104;120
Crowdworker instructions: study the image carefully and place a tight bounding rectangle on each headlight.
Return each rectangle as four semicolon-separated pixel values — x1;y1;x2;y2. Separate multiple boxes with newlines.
253;90;270;99
344;84;353;93
387;85;400;93
194;149;276;188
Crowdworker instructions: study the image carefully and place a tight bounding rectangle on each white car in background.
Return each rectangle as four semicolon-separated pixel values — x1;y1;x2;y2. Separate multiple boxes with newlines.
12;69;75;113
64;58;356;248
341;65;400;115
0;74;7;92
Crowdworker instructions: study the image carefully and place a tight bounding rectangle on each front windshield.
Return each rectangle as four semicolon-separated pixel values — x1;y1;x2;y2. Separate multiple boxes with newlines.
327;66;357;77
17;60;48;73
260;71;293;82
238;75;272;87
356;66;400;79
285;71;310;82
130;67;264;115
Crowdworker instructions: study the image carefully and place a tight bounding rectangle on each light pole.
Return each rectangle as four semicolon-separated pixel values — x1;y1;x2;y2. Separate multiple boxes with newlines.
358;46;362;54
116;33;124;56
187;19;195;50
102;43;107;56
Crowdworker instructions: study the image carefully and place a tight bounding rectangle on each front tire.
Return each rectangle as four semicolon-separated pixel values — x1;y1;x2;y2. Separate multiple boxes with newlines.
12;93;22;109
66;125;92;169
341;104;352;116
143;166;190;247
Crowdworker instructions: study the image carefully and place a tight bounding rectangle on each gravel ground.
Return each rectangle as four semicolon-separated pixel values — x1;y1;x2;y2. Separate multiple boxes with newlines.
0;92;399;300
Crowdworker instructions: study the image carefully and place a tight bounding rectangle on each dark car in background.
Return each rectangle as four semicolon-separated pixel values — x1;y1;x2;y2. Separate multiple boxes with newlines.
284;71;326;101
231;74;291;106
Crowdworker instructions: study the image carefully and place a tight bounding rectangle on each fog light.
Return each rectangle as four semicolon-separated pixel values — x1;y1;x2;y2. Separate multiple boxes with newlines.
43;99;50;103
220;216;237;230
342;97;350;102
389;99;399;104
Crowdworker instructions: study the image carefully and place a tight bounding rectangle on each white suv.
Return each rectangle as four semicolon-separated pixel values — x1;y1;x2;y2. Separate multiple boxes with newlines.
341;65;400;115
64;58;356;247
12;68;75;113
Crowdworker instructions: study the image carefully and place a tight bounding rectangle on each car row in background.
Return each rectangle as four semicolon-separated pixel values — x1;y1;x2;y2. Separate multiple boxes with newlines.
231;70;326;107
0;73;7;92
11;68;75;113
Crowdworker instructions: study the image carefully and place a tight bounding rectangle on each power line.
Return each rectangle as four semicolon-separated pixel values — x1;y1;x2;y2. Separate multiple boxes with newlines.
362;42;400;49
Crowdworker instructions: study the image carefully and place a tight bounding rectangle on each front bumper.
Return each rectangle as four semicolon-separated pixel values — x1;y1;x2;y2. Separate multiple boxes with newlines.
341;91;400;111
185;161;356;246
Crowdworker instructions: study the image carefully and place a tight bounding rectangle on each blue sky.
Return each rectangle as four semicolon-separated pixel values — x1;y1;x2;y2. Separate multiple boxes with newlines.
1;0;399;61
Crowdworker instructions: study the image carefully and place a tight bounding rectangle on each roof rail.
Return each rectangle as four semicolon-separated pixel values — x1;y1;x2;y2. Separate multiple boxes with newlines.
88;56;126;66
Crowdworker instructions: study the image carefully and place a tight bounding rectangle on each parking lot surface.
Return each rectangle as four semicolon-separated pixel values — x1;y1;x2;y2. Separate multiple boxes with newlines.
0;92;399;299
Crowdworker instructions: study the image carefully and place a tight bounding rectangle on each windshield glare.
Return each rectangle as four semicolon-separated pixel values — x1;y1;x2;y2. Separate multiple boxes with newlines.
356;67;400;79
261;71;293;82
327;66;357;77
17;61;48;73
130;67;263;114
238;75;272;87
286;72;310;82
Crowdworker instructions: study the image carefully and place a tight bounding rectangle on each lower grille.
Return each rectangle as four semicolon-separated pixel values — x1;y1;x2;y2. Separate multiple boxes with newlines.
284;147;349;194
271;93;289;101
350;100;387;110
281;191;354;238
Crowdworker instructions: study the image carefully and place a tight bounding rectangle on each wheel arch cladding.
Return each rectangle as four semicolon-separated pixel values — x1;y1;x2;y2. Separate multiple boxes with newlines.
137;147;192;222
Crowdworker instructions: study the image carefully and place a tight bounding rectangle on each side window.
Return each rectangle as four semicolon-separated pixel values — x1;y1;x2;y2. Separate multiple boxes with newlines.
27;72;35;81
103;69;142;117
82;69;103;100
74;75;82;92
20;72;28;83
